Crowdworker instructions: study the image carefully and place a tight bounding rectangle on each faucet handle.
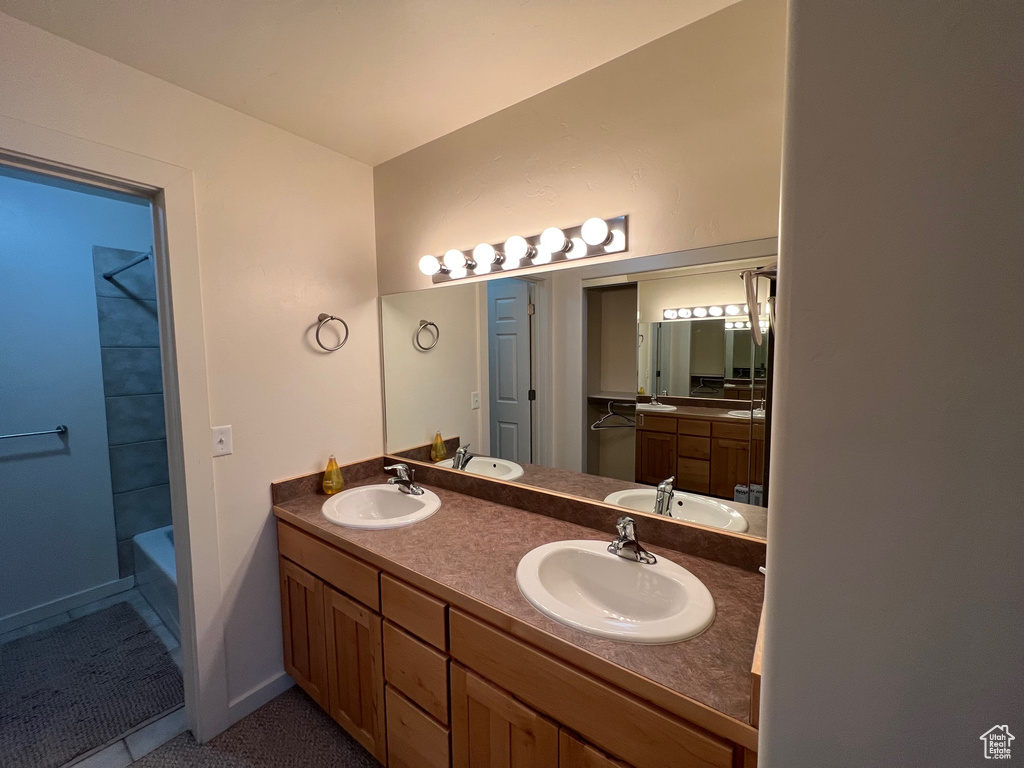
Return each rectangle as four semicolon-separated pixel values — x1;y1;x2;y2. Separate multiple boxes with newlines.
385;463;410;481
615;516;637;540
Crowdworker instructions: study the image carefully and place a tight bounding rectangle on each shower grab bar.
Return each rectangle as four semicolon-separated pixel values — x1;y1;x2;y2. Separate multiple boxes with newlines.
103;252;150;280
0;425;68;440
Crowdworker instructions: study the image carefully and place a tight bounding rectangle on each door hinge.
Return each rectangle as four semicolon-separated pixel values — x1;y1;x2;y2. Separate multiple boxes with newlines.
527;303;536;316
528;389;536;401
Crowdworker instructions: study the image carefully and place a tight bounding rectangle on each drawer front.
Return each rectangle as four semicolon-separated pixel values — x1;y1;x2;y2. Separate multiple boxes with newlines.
382;573;448;650
677;434;711;460
676;458;711;494
386;686;451;768
676;418;712;437
635;414;676;433
383;620;450;724
712;421;751;440
450;610;734;768
277;521;379;610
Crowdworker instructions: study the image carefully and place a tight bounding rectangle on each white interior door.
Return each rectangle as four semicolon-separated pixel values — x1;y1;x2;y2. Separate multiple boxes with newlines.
487;279;532;461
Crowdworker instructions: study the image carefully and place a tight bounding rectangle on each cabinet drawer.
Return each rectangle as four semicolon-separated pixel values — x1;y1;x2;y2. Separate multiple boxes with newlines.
676;458;711;494
711;421;751;440
450;610;733;768
277;521;379;610
383;620;450;724
382;573;448;650
677;435;711;460
676;418;711;437
635;414;676;433
386;686;450;768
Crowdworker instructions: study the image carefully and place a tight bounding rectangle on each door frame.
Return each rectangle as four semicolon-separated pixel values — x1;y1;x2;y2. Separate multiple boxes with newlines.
0;116;227;741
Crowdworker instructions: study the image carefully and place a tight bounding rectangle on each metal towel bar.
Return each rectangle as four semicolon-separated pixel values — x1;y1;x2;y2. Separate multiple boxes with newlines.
0;425;68;440
103;251;151;280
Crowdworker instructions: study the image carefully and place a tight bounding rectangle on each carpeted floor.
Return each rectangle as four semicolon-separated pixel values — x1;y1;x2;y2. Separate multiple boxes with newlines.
134;687;380;767
0;601;184;768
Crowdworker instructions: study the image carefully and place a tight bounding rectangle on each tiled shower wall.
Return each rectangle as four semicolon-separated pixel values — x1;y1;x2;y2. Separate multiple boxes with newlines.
92;246;170;578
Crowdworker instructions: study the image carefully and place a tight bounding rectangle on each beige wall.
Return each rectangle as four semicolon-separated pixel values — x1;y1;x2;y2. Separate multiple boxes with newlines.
0;12;380;736
373;0;785;295
763;1;1024;765
381;283;488;454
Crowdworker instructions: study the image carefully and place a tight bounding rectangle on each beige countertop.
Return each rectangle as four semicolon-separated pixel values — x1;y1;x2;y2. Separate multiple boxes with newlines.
273;471;764;738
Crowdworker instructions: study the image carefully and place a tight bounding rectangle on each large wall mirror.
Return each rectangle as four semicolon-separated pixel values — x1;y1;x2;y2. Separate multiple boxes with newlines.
380;240;775;540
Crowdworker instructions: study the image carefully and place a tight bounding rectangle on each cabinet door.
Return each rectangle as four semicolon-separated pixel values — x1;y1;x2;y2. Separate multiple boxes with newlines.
635;430;677;486
324;585;386;762
451;663;558;768
710;438;750;498
560;730;632;768
279;557;328;707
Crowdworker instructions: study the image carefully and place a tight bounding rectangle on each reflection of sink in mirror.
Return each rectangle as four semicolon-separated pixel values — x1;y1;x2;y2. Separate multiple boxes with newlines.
516;540;715;643
636;403;677;412
436;456;525;481
603;489;749;532
322;484;441;529
727;408;766;419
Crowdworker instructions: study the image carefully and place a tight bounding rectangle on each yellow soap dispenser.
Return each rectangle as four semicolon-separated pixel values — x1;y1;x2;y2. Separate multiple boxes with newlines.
322;454;344;495
430;431;447;462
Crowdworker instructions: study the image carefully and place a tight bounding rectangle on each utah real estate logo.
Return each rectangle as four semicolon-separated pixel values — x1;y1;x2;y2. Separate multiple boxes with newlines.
980;725;1014;760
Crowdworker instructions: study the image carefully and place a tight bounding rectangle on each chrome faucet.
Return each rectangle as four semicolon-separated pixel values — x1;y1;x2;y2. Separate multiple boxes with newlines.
649;393;661;407
385;463;424;496
608;516;657;564
653;476;675;517
451;443;473;471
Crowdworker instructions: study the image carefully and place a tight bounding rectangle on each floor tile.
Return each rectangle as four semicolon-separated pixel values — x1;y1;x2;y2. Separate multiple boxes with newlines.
69;740;132;768
125;707;187;761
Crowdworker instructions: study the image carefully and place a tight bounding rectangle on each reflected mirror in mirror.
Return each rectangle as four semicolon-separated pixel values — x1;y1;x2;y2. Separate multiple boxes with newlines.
380;243;775;539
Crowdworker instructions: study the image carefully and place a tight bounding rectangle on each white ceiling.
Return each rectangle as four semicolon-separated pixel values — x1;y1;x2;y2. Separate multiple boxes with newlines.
0;0;738;165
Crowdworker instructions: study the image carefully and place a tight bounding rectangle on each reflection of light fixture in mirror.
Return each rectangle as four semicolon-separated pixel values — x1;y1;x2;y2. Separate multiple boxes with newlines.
443;248;474;271
419;255;444;276
606;229;626;252
725;305;740;316
449;266;468;279
503;235;534;264
532;246;552;265
725;321;734;329
708;305;723;317
693;307;708;318
678;308;692;318
745;321;752;328
663;309;679;320
566;237;587;259
473;243;503;275
581;217;612;246
540;226;570;254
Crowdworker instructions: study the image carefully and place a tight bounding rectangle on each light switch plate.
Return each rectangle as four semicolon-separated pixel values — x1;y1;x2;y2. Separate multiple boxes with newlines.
212;425;233;456
471;391;480;410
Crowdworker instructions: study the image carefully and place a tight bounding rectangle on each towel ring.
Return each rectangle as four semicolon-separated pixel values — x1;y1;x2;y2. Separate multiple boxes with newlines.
414;320;440;352
316;313;349;351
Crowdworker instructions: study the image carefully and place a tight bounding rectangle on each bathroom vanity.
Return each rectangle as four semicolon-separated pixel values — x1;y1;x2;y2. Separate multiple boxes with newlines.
272;460;764;768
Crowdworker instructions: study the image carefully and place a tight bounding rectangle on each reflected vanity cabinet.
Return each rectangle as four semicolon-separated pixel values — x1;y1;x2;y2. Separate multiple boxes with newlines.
635;413;763;499
276;519;755;768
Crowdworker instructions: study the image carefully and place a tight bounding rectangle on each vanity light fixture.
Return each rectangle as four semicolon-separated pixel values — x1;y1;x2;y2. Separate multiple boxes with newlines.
663;303;761;321
423;215;628;283
708;305;724;317
663;309;679;320
725;321;734;329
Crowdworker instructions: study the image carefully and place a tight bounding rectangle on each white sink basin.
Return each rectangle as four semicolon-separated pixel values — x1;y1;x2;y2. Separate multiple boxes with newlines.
322;484;441;529
603;489;749;532
727;408;766;419
436;456;525;481
516;540;715;643
636;403;677;412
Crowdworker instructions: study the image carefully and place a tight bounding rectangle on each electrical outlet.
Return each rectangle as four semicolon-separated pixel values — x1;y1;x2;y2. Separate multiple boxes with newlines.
470;391;480;410
212;425;233;457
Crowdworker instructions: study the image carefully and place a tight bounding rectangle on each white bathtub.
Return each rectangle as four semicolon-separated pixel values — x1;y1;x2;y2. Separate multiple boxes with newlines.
133;525;179;641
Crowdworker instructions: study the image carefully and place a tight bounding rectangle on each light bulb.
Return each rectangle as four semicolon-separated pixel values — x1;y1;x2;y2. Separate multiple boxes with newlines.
663;309;678;320
473;243;496;264
606;229;626;253
743;304;749;313
540;226;569;253
443;249;466;270
709;306;723;317
725;305;740;316
745;321;752;328
475;259;492;275
678;308;692;318
532;246;552;265
693;307;708;318
419;255;441;276
450;266;468;279
504;235;533;263
566;237;587;259
581;217;611;246
725;322;734;329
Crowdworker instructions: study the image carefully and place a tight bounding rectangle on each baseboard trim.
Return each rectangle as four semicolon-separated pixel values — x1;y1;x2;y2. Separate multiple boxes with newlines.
0;575;135;634
225;672;295;729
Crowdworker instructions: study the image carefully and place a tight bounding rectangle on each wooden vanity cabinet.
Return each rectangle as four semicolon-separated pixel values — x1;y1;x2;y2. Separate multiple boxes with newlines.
560;731;631;768
635;414;677;485
278;557;329;708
